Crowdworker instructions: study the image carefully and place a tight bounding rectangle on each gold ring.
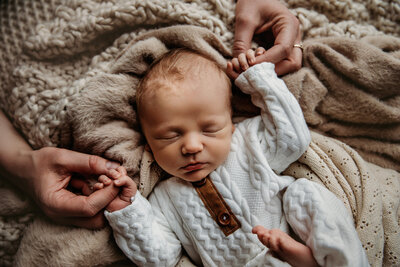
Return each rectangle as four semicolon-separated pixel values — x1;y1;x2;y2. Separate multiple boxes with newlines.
293;43;303;50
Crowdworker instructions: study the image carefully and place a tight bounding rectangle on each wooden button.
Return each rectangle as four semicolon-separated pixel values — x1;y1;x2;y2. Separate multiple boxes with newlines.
218;212;231;226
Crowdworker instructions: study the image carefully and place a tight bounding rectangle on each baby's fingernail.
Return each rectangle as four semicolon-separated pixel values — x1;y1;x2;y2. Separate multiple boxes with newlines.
115;180;121;185
110;169;120;177
106;161;120;169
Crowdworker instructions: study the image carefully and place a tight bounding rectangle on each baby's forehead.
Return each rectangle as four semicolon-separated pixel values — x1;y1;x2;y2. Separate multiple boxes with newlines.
137;50;232;115
145;56;228;92
144;69;229;100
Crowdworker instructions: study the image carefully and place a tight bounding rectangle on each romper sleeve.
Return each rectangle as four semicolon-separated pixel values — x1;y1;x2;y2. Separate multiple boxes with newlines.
235;62;311;173
105;191;182;267
283;178;370;267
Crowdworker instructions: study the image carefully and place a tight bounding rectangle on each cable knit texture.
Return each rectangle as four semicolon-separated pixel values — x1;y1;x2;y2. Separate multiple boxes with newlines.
105;63;368;267
1;0;399;266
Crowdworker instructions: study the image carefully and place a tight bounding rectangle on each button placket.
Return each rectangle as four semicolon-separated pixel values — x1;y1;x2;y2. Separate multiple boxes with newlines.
192;177;241;236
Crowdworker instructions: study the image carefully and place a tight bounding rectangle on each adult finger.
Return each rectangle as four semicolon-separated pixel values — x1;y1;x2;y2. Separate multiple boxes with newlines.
233;14;258;57
254;16;299;65
274;30;303;75
50;182;119;218
69;178;93;196
274;57;302;76
55;149;120;175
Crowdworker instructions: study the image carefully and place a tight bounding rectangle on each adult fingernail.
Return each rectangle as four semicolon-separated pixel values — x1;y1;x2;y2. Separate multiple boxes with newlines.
106;161;120;169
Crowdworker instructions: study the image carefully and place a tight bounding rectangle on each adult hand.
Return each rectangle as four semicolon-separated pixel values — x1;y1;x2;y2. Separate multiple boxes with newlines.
0;110;121;229
26;147;121;229
233;0;302;76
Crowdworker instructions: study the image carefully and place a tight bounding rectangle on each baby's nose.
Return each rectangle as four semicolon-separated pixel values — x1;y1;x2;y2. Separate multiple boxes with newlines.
182;133;203;155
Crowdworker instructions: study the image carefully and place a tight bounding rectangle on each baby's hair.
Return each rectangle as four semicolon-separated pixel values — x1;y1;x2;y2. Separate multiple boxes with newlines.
136;48;232;119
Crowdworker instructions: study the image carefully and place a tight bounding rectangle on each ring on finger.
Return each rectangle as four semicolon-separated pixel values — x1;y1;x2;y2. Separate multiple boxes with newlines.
293;43;304;51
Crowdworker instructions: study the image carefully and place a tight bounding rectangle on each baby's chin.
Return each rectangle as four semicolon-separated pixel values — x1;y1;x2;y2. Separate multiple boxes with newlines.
177;169;213;183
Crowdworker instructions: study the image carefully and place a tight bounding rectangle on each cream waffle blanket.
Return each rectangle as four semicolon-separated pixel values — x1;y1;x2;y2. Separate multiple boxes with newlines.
0;0;399;266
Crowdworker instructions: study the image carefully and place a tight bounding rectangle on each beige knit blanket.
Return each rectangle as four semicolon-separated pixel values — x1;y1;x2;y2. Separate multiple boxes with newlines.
0;0;399;266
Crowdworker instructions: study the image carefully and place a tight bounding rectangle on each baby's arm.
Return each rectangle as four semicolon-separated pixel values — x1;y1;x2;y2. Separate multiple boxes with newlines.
252;226;318;267
99;171;182;267
234;61;311;173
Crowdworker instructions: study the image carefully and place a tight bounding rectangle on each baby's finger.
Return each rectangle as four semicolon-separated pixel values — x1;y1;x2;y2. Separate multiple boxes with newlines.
252;225;268;234
238;52;249;70
226;61;239;80
246;49;256;65
93;182;104;191
98;174;112;185
116;166;127;176
107;169;122;180
114;175;131;187
231;58;241;73
255;47;266;56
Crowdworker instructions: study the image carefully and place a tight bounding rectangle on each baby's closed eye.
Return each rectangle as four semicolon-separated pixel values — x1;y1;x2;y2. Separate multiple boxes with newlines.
203;126;221;133
155;131;180;140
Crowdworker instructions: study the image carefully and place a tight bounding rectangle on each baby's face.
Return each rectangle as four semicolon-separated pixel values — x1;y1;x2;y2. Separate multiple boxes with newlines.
140;71;234;182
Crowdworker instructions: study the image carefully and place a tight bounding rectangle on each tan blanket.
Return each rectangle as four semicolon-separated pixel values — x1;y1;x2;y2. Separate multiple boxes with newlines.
13;26;400;267
0;0;399;266
284;36;400;171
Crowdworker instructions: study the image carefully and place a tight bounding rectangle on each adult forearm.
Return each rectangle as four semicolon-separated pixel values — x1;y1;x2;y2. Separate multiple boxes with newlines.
0;110;34;192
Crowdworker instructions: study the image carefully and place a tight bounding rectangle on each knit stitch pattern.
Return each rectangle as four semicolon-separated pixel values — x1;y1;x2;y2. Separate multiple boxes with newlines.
1;0;399;266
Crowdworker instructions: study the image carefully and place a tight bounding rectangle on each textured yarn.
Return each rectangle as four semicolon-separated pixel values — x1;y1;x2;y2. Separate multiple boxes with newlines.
1;0;399;266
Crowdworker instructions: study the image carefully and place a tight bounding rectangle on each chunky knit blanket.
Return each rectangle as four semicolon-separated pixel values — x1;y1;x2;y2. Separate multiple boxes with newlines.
0;0;399;266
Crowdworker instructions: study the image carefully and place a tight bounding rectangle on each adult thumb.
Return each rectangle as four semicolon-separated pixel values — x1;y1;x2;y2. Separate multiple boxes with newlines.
57;149;120;175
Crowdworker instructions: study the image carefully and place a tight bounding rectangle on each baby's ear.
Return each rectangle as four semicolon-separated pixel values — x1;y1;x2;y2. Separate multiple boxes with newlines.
144;143;152;152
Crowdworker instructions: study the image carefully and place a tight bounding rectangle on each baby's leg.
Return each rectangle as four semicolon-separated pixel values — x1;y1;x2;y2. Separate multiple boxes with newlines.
252;226;318;267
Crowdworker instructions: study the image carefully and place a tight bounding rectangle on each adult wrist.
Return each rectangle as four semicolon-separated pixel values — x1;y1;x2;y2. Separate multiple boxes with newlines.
0;147;36;195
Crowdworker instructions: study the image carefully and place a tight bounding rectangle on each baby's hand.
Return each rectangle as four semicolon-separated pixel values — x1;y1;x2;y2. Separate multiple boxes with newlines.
227;47;266;79
94;166;137;212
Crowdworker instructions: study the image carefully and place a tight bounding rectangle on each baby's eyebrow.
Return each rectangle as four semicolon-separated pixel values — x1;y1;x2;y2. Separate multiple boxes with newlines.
154;125;182;133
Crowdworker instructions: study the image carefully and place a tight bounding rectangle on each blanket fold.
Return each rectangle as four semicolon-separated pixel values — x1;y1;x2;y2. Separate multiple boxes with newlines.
1;1;399;266
283;36;400;171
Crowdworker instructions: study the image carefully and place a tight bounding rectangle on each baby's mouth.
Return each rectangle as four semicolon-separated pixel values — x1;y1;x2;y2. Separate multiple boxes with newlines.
182;162;206;172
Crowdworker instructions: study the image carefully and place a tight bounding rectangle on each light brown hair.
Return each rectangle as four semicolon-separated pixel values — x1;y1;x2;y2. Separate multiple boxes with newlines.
136;48;232;119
